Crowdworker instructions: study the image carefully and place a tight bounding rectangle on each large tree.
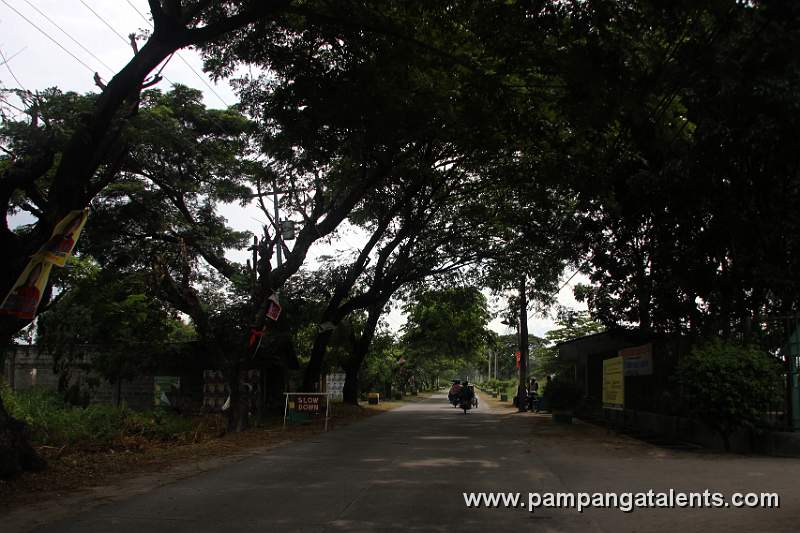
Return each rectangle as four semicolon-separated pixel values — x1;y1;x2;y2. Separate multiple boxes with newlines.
400;287;493;385
562;1;800;336
0;0;301;478
3;0;497;475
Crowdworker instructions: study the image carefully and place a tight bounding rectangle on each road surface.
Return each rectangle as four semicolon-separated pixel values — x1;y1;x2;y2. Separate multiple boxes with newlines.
27;393;800;532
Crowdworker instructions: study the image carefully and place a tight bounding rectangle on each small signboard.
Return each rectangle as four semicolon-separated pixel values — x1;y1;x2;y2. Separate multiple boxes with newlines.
603;356;625;410
283;392;331;431
292;394;323;414
620;343;653;376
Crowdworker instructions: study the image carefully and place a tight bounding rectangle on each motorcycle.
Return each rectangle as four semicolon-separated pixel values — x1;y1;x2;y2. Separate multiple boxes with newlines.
459;395;472;414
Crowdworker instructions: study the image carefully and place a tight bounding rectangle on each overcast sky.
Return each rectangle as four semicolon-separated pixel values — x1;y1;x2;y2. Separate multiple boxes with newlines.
0;0;588;337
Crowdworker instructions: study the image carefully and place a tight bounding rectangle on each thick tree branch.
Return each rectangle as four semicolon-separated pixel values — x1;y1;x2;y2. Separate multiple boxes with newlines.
180;0;294;47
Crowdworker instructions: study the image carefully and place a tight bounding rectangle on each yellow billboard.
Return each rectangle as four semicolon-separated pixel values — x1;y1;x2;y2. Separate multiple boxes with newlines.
36;209;89;267
603;356;625;410
0;256;53;319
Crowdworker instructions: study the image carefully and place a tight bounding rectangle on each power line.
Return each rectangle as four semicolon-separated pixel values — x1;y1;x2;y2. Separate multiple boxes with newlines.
124;0;230;108
78;0;130;47
59;0;238;148
0;0;96;74
22;0;116;74
175;53;230;108
0;46;26;68
124;0;149;24
77;1;179;95
0;47;27;91
0;94;28;114
556;263;585;294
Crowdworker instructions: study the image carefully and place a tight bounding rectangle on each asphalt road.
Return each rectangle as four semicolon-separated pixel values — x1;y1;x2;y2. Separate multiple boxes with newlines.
29;393;800;532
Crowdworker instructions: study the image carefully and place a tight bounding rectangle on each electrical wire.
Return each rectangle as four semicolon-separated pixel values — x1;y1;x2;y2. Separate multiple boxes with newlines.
0;0;96;74
175;53;231;108
66;2;240;152
0;47;27;92
556;263;586;294
124;0;231;108
78;0;130;47
124;0;149;24
0;46;26;68
0;96;27;114
22;0;115;74
6;0;283;262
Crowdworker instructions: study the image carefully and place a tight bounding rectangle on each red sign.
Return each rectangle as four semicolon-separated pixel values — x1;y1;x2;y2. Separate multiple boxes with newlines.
515;351;521;369
292;394;322;414
266;294;282;321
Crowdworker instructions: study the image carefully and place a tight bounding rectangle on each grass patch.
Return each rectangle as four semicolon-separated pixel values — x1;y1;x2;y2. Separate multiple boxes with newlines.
1;384;196;449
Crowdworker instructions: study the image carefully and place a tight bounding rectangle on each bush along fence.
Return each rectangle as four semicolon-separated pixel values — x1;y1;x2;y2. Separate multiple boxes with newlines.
563;324;800;455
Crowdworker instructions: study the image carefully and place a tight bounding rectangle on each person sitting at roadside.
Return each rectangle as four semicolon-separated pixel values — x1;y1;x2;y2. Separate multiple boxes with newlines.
529;378;539;411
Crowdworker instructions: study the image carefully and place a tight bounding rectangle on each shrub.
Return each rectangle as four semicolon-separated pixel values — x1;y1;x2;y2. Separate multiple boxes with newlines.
484;378;504;392
542;379;582;411
675;339;782;451
0;384;195;448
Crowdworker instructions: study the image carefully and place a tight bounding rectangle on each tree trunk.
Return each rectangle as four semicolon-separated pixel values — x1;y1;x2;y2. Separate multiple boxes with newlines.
518;276;529;412
342;362;360;405
0;389;45;479
342;301;384;405
303;329;334;392
1;36;180;341
1;338;45;479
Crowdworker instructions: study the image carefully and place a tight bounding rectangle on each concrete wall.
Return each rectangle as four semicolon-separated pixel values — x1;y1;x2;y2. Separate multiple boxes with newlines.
91;375;155;411
2;345;157;411
3;345;60;391
601;407;800;457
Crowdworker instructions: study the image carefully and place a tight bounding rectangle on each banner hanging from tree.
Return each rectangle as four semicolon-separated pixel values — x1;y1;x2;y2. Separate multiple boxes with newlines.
36;209;89;267
266;293;282;321
0;257;53;319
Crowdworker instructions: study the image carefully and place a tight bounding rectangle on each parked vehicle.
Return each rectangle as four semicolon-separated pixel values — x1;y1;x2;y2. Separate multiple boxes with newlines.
448;380;462;407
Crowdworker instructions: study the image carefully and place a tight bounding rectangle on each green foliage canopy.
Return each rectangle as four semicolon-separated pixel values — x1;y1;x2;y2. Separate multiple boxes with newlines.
675;339;782;450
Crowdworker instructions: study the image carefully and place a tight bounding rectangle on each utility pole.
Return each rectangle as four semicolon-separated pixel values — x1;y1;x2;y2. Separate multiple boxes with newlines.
273;190;283;268
518;276;529;412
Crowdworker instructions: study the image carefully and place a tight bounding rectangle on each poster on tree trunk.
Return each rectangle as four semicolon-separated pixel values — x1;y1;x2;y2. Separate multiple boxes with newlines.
0;257;53;319
202;370;260;412
36;209;89;267
266;293;282;321
326;372;346;402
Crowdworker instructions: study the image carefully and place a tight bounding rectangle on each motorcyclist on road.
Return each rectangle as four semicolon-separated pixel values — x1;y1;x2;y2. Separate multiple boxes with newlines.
459;381;475;406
